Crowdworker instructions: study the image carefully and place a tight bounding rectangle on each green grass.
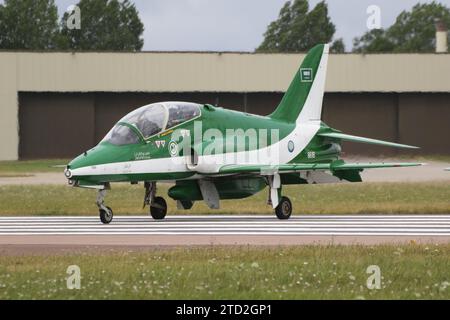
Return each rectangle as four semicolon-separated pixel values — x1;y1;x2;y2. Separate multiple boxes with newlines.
0;245;449;299
0;182;448;216
0;159;69;176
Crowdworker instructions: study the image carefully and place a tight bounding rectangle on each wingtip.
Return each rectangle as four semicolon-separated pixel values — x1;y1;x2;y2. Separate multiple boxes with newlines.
398;143;420;149
409;162;426;167
392;162;425;167
407;162;426;166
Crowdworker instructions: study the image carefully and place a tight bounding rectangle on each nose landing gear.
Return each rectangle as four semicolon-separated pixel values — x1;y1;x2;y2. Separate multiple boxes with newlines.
97;186;113;224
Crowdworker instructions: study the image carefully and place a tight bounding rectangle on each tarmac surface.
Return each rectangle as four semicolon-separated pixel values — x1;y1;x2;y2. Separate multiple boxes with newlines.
0;215;449;248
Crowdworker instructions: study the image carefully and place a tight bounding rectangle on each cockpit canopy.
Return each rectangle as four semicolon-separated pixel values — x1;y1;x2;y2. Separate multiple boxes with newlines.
103;102;201;146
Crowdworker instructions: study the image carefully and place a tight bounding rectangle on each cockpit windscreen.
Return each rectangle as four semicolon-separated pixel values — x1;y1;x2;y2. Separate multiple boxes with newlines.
121;103;166;138
103;124;140;146
103;102;202;145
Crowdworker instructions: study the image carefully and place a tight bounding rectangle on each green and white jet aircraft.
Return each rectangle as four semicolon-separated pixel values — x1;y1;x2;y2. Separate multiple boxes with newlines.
64;43;422;224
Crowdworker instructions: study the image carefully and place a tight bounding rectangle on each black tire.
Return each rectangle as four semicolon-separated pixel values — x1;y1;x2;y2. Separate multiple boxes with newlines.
99;206;113;224
150;196;167;220
275;196;292;220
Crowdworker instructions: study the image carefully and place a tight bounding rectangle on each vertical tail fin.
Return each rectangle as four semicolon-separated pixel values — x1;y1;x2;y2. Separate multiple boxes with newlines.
269;44;329;124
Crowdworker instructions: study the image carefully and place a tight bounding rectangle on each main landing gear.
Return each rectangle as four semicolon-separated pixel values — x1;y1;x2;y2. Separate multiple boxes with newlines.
275;196;292;220
143;182;167;220
267;174;293;220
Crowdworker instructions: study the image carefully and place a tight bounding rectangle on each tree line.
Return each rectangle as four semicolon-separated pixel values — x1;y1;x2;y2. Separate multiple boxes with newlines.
0;0;449;52
258;0;450;53
0;0;144;50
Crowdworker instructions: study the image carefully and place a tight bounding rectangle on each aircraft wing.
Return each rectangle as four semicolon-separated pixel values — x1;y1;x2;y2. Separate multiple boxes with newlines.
218;161;423;175
329;162;424;170
318;132;419;149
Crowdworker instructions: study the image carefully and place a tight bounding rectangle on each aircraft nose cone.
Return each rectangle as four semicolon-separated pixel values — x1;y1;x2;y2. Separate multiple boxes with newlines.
64;167;72;178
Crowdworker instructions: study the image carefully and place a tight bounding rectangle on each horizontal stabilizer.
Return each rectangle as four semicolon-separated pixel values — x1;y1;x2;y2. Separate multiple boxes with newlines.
318;132;419;149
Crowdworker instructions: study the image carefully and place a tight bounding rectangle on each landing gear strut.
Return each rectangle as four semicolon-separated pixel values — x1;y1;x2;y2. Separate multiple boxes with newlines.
144;182;168;220
267;174;292;220
97;186;113;224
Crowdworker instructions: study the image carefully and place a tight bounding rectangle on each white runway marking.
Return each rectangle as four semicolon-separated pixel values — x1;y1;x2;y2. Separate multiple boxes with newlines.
0;215;449;236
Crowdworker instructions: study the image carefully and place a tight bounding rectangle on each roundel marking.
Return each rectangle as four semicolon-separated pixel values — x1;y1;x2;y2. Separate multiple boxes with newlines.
288;140;295;153
168;140;179;157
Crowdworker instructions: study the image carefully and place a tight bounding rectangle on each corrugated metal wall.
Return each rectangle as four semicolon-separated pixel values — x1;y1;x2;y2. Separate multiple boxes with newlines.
10;52;450;92
18;92;450;159
1;51;449;159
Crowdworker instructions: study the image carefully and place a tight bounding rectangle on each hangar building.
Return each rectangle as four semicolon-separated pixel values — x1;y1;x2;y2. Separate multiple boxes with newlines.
0;51;449;160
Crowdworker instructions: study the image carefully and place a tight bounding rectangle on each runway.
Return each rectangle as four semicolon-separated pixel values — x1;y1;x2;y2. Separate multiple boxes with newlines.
0;215;449;247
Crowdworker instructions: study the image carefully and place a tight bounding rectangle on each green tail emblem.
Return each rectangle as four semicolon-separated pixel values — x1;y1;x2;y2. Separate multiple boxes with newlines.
300;68;313;82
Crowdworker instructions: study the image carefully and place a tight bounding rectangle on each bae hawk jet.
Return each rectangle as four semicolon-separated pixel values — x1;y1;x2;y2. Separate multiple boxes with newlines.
64;44;421;224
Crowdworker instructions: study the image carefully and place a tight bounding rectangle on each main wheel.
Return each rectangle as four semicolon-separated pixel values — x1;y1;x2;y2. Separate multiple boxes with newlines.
99;206;113;224
150;196;167;220
275;196;292;220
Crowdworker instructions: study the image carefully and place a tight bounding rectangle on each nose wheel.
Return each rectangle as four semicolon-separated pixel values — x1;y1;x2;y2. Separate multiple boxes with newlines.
96;187;113;224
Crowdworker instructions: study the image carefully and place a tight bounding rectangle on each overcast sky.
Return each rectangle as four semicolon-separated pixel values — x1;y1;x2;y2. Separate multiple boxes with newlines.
6;0;450;51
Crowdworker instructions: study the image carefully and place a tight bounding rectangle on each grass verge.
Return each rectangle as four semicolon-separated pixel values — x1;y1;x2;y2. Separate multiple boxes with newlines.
0;245;449;299
0;159;69;176
0;182;448;216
